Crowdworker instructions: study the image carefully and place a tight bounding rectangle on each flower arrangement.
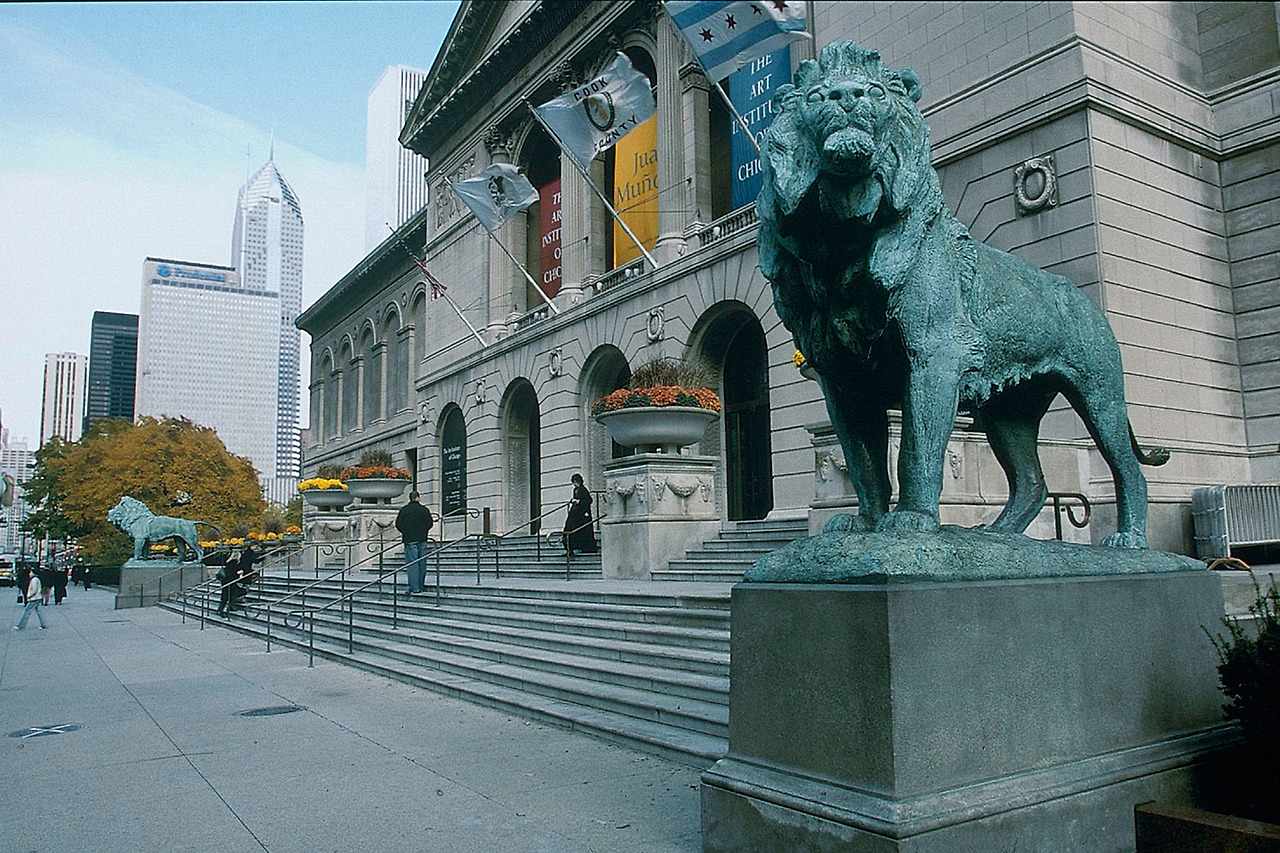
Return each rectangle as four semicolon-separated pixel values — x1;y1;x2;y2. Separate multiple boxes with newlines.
284;525;302;535
793;349;807;370
591;356;722;418
299;478;347;491
340;465;411;480
341;449;411;481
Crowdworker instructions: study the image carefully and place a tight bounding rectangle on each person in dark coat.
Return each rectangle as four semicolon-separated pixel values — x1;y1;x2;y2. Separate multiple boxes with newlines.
563;474;597;557
215;558;236;617
395;491;434;596
232;543;262;609
15;560;30;604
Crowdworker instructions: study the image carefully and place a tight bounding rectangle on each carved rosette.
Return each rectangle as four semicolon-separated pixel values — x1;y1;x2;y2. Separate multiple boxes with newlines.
1015;156;1057;214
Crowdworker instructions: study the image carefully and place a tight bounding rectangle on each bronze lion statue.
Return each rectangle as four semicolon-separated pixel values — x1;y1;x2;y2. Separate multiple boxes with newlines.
758;41;1167;548
108;496;204;561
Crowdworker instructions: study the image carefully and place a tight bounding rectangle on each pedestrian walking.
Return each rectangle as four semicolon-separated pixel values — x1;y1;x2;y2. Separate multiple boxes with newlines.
53;565;68;604
15;560;30;604
395;491;434;596
563;473;597;557
14;572;47;630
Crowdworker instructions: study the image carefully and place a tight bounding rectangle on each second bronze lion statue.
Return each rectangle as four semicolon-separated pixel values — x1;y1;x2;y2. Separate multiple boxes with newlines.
759;41;1167;548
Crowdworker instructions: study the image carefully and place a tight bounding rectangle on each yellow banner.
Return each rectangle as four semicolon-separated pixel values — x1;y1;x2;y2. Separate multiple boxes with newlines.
612;116;658;267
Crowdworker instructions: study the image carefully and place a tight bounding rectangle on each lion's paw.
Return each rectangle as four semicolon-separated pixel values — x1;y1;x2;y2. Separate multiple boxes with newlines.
824;513;875;534
875;509;940;535
1101;530;1148;549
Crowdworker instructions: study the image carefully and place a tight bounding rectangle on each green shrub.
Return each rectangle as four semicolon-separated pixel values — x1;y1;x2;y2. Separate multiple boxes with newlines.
359;449;394;468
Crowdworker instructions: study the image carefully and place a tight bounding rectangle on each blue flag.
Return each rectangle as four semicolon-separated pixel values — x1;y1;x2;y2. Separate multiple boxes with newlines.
665;1;809;83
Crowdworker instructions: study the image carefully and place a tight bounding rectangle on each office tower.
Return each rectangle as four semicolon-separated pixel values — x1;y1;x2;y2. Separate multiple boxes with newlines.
1;434;34;554
365;65;430;250
135;258;281;496
231;153;304;504
40;352;88;446
84;311;139;433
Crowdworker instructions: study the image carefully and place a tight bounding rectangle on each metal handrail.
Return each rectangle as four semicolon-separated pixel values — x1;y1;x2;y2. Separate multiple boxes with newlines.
1048;492;1092;540
547;516;602;580
481;501;573;578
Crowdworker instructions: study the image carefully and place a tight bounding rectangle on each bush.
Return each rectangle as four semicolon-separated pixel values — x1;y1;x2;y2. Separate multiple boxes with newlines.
1208;572;1280;821
316;463;342;480
359;449;394;468
627;356;715;390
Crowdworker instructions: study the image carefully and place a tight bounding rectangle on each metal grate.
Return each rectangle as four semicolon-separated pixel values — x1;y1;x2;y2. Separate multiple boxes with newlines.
236;705;306;717
1192;484;1280;560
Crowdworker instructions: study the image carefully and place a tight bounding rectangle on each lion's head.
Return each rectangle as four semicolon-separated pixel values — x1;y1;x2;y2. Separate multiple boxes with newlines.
108;496;150;530
762;42;931;222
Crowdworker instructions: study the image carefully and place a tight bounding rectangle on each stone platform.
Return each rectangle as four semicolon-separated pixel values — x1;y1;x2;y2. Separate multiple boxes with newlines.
703;537;1233;852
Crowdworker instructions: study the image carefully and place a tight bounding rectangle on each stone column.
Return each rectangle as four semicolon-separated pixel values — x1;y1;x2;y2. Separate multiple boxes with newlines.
374;340;389;423
351;354;365;432
654;15;688;264
309;379;324;451
559;155;588;307
333;367;345;439
485;126;517;339
680;61;713;232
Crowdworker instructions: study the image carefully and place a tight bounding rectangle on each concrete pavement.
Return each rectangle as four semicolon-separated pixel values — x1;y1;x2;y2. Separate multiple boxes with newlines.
1;585;703;852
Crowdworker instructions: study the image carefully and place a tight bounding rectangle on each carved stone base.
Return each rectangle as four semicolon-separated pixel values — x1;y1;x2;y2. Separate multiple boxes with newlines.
601;453;720;580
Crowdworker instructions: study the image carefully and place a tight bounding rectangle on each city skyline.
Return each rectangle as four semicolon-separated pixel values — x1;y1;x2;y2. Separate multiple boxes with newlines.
0;2;458;445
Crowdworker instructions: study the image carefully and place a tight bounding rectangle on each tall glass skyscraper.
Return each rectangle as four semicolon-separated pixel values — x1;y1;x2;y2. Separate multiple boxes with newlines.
365;65;430;251
84;311;138;433
231;153;304;504
40;352;88;446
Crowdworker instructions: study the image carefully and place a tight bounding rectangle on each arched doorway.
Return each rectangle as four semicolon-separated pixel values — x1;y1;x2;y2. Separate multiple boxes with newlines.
501;380;542;534
692;305;773;520
580;345;632;492
439;406;467;520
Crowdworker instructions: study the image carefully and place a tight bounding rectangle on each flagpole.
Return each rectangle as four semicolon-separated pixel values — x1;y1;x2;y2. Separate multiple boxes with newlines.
387;223;487;347
714;80;761;155
443;177;560;316
524;99;659;271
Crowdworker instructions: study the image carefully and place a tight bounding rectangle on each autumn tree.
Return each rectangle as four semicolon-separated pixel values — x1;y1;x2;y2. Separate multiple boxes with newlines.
24;417;267;563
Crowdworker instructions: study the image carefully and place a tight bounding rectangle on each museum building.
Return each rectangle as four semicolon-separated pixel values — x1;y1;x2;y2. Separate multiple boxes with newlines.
297;1;1280;558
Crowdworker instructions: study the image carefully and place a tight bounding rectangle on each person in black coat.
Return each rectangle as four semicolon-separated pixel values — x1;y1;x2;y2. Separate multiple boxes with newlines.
563;474;597;557
52;564;68;604
232;543;262;609
15;561;30;604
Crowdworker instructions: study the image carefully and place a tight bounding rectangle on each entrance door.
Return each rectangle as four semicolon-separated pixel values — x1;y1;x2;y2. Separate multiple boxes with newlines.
505;383;542;535
723;322;773;520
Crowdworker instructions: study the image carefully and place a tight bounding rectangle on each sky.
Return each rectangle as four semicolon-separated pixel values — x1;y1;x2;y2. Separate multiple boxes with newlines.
0;1;460;447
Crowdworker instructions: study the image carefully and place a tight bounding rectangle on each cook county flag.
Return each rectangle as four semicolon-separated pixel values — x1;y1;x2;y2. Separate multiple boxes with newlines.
452;163;540;233
533;52;655;167
665;1;809;83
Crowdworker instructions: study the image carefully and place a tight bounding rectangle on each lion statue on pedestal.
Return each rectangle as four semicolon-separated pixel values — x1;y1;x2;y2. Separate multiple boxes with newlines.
108;496;204;561
758;41;1167;548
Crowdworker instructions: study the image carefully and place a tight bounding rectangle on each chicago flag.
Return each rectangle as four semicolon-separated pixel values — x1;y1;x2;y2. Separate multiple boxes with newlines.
665;1;809;83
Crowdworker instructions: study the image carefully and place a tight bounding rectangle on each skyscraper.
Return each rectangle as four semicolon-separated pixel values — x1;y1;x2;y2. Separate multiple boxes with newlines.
231;153;304;504
40;352;88;446
365;65;430;250
1;432;34;555
84;311;138;433
135;258;280;495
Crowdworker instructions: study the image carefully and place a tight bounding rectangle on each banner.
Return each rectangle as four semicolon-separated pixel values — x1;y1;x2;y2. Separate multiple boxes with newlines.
538;179;562;299
533;52;655;168
665;0;808;83
612;116;659;267
728;47;790;208
451;163;538;233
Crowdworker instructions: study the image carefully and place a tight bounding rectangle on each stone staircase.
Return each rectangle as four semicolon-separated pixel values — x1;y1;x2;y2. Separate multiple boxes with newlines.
653;517;809;582
162;575;730;765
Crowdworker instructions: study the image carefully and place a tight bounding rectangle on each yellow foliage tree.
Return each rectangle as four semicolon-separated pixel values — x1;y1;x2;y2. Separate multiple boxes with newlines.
52;417;266;563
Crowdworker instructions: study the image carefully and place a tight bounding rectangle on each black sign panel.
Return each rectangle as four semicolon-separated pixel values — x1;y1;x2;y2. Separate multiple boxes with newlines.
441;408;467;516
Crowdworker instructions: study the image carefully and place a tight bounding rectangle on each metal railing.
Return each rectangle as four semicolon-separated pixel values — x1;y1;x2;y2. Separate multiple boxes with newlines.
129;542;297;608
547;516;601;581
1048;492;1091;541
482;501;572;579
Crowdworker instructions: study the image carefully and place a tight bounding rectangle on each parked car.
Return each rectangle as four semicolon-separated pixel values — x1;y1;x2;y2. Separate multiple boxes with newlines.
0;553;15;586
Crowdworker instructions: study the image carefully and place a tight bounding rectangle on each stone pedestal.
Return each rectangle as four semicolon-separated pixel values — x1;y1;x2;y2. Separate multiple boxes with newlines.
302;505;400;573
601;453;720;580
115;559;209;609
702;564;1234;852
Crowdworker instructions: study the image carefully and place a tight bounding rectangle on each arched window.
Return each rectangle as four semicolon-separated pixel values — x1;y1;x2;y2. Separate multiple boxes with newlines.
384;309;407;416
340;340;358;435
360;327;380;427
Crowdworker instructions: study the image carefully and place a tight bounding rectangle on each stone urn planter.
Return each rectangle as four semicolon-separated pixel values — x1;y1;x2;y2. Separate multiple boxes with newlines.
596;406;718;454
345;477;409;505
301;488;352;511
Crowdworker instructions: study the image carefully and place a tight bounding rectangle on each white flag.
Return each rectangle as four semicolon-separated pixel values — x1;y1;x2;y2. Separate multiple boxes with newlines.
533;52;656;168
451;163;539;233
665;1;809;84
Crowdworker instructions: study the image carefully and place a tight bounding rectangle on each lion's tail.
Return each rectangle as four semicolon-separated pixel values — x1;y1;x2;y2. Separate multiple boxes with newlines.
1129;423;1170;466
193;520;223;538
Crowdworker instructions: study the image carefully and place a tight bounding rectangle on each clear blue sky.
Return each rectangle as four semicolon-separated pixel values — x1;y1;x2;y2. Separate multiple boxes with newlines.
0;1;459;445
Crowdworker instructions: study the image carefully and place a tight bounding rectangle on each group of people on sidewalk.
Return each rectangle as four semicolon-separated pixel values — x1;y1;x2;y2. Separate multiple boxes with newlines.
393;475;598;598
14;559;89;631
211;543;262;617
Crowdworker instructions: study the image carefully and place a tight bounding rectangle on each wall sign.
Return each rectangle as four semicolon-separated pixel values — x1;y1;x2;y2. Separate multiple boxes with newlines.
728;47;791;209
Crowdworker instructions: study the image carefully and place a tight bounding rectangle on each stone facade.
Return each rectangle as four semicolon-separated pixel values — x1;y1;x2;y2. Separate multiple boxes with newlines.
297;1;1280;559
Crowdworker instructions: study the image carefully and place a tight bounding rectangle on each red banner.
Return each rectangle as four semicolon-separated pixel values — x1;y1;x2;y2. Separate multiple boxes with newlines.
539;179;562;299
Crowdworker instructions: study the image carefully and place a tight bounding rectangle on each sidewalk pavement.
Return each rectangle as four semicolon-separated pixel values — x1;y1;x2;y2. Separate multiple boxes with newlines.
1;586;703;853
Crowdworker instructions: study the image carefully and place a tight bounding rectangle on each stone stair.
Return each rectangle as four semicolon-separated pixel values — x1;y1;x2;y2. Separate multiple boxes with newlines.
653;517;809;582
162;575;729;765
